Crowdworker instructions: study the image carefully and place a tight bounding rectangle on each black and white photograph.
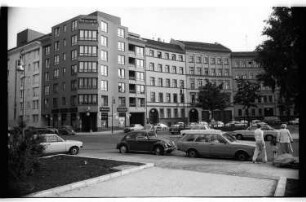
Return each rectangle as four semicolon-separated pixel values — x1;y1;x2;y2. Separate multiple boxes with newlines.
3;0;305;199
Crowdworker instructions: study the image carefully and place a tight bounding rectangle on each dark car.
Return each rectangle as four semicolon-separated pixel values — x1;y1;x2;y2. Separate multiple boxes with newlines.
116;130;176;155
58;125;76;136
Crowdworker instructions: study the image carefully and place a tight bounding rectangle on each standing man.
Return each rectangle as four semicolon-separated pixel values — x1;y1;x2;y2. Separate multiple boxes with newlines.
252;124;267;163
278;124;294;154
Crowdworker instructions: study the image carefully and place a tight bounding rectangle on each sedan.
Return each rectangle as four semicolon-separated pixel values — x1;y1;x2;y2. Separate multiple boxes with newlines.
232;124;278;141
116;130;176;155
37;133;83;155
177;131;255;161
225;121;247;127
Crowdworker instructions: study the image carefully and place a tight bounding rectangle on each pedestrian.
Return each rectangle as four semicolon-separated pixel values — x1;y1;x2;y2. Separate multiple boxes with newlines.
270;136;278;161
252;124;267;163
278;124;294;154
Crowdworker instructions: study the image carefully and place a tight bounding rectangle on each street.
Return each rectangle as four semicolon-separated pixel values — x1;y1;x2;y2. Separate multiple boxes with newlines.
60;131;299;180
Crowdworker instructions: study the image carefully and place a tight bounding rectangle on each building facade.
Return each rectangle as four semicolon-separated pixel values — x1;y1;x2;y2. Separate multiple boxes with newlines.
144;39;187;126
171;40;233;123
8;29;46;127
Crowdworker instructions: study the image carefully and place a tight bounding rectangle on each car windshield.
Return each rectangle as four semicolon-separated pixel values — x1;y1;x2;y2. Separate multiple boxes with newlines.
222;133;236;142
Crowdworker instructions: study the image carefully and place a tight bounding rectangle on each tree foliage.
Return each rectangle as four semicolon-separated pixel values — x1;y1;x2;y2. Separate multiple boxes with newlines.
234;78;261;109
255;7;299;111
197;79;230;120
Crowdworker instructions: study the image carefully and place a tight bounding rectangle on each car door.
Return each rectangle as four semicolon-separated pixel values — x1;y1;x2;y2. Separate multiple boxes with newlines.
208;134;231;158
42;134;66;154
193;134;211;157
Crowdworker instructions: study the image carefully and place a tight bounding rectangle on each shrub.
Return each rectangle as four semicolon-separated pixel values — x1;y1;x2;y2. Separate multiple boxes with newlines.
8;127;45;196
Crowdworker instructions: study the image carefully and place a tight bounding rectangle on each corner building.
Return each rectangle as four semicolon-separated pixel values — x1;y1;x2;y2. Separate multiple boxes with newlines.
171;40;233;123
41;11;132;131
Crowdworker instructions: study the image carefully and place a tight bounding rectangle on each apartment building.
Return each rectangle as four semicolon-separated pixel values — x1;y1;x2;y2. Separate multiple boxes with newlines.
144;38;187;126
41;11;131;132
8;29;46;127
231;52;284;120
171;40;233;123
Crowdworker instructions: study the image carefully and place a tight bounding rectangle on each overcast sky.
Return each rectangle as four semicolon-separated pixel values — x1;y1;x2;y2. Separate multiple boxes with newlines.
6;0;305;51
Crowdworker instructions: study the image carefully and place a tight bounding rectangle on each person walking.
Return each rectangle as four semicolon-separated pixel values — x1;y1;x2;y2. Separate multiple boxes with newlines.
278;124;294;154
252;124;267;163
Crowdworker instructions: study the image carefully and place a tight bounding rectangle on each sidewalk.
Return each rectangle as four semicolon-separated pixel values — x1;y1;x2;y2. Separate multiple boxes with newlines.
55;167;278;197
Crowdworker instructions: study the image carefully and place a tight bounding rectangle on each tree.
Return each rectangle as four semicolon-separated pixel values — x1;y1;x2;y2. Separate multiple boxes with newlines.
234;78;261;124
255;7;299;117
197;79;230;122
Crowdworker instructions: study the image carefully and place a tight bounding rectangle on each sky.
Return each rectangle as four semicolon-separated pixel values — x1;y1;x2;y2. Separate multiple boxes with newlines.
6;0;306;51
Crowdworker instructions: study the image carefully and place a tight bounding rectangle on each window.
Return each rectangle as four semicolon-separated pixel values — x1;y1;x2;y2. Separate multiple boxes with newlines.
53;69;59;79
224;58;229;65
217;58;222;65
71;65;77;75
135;47;144;56
224;69;229;76
191;93;196;104
179;67;184;74
197;67;202;75
101;65;108;76
174;108;178;117
71;35;77;46
118;28;125;38
149;50;154;56
173;79;177;88
71;50;77;60
189;67;194;75
179;55;183;62
172;54;176;60
119;97;126;106
101;35;107;46
53;83;58;93
198;79;203;87
157;51;162;58
172;66;177;74
159;93;163;102
118;55;125;65
204;57;209;64
101;80;108;91
44;72;49;82
63;53;66;61
166;93;171;103
54;27;60;36
33;87;39;97
63;25;67;32
54;55;59;65
157;64;162;72
118;69;125;78
54;41;59;51
101;21;108;32
149;63;154;71
62;82;66;91
45;59;50;69
79;30;97;41
71;80;77;90
78;61;97;73
44;86;50;96
101;50;108;61
136;85;145;94
79;46;97;57
136;59;144;68
45;46;50;55
165;53;169;59
72;20;78;31
180;80;184;88
158;78;163;87
160;108;164;118
210;58;216;65
118;42;125;51
165;65;170;73
150;92;155;102
167;108;171;118
78;78;98;89
211;69;216;76
33;62;39;72
173;94;178;103
53;98;58;108
196;56;202;63
101;95;108;106
189;56;194;63
150;77;155;86
166;79;170;87
190;79;195;89
217;69;222;76
78;94;97;105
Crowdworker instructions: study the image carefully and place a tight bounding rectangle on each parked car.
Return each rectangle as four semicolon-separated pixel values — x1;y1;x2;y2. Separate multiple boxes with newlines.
176;130;255;161
180;126;214;136
225;120;246;127
289;118;299;125
155;123;169;131
232;124;279;141
169;124;185;135
36;133;83;155
116;130;176;155
211;121;224;128
263;116;281;125
124;124;144;133
58;126;76;136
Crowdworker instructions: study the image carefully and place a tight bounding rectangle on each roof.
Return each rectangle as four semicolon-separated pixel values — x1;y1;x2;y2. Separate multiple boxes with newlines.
231;51;258;57
144;38;185;54
179;40;231;53
8;33;51;53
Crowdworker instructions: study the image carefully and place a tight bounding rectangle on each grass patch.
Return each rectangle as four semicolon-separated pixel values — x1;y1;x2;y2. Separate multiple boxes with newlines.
14;155;143;196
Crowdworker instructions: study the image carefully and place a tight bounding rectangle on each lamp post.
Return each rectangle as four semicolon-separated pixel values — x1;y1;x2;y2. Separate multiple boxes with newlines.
180;86;186;128
17;50;26;137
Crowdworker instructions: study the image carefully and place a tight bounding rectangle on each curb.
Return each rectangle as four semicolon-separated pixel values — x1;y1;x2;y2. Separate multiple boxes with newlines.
274;177;287;196
26;162;154;197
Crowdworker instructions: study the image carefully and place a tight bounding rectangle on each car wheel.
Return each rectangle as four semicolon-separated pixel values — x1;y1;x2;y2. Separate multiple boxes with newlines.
265;135;273;141
236;134;243;140
119;145;128;153
69;146;79;155
187;149;198;158
235;151;248;161
154;146;164;155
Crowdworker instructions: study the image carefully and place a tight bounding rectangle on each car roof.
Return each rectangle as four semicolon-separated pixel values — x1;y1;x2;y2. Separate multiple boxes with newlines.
182;129;222;134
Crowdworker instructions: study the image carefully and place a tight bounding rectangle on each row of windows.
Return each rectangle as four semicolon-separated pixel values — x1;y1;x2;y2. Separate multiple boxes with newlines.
154;108;186;119
147;49;184;62
149;77;184;88
189;79;230;90
188;55;229;65
232;60;259;68
238;108;273;117
148;63;184;74
189;67;230;77
150;92;183;103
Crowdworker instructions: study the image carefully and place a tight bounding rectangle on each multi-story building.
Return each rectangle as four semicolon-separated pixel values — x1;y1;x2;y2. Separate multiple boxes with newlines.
231;51;286;120
41;11;131;132
171;40;233;123
8;29;46;127
144;39;187;126
126;32;146;125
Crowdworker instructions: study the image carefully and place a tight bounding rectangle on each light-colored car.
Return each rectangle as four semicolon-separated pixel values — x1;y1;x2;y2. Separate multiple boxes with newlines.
155;123;169;131
180;125;211;136
225;120;246;127
289;118;299;125
176;131;255;161
124;124;145;133
37;133;83;155
211;121;224;128
232;124;279;141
